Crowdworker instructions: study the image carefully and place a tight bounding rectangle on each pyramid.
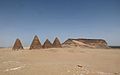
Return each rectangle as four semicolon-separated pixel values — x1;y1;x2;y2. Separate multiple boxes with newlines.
42;39;53;48
29;35;42;50
12;38;24;50
53;37;62;48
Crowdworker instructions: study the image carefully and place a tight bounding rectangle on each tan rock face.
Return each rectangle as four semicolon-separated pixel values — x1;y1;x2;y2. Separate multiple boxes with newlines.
62;38;109;48
29;35;42;50
42;39;53;48
12;38;24;50
53;37;62;48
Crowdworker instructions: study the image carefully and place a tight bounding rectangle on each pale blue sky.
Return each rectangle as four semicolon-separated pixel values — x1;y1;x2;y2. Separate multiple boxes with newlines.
0;0;120;47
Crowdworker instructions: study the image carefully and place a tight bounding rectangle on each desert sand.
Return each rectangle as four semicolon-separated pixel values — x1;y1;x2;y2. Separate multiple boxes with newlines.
0;48;120;75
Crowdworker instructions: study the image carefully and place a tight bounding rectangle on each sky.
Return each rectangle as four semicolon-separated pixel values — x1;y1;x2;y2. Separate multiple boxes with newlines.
0;0;120;47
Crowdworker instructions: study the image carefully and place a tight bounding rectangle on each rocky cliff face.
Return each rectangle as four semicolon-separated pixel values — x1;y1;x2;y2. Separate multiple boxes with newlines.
62;38;109;48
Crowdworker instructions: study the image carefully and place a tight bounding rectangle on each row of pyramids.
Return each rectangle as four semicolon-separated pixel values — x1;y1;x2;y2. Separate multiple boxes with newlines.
12;35;62;50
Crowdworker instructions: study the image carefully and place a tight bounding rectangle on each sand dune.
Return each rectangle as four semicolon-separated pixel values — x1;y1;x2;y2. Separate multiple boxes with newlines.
0;48;120;75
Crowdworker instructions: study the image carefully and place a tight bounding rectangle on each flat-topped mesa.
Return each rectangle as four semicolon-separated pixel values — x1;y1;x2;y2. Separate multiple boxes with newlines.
53;37;62;48
12;38;24;50
29;35;42;50
42;39;53;48
62;38;109;48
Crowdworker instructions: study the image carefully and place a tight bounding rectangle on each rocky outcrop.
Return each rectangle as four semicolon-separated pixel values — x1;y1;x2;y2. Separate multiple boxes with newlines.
12;38;24;50
53;37;62;48
62;38;109;48
29;35;42;50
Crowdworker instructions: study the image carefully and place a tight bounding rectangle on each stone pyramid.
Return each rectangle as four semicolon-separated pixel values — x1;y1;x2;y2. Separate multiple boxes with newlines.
53;37;62;48
42;39;53;48
29;35;42;50
12;38;24;50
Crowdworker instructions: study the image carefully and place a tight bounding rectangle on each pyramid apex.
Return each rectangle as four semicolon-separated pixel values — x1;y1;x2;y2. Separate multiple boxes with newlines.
35;35;38;37
46;38;49;41
55;37;58;39
34;35;39;38
16;38;20;40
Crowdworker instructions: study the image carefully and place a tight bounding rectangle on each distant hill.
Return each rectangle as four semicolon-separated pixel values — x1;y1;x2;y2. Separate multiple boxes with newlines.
109;46;120;49
0;47;6;49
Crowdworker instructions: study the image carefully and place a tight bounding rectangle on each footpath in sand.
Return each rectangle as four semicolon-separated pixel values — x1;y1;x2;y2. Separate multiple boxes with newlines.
0;48;120;75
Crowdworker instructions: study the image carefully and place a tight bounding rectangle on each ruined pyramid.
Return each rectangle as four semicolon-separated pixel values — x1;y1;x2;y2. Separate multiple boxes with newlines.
42;39;53;48
12;38;24;50
53;37;62;48
29;35;42;50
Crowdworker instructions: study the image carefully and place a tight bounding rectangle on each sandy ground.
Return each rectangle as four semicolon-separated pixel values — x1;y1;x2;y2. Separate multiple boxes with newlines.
0;48;120;75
